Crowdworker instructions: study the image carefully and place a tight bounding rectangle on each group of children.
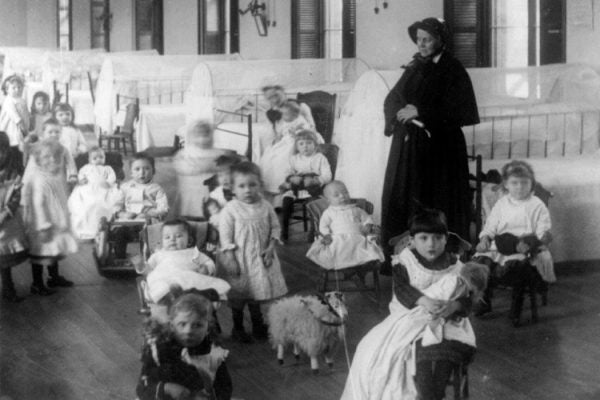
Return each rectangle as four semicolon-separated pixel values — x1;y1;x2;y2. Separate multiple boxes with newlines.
0;73;557;399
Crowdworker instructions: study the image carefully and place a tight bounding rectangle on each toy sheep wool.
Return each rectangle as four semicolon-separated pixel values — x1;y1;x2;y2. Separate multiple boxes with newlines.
267;292;348;372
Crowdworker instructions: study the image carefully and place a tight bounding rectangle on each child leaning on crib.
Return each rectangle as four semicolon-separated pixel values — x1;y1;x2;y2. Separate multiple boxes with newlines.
219;162;288;343
53;102;87;158
113;152;169;259
280;129;332;240
136;290;233;400
306;180;384;270
0;131;28;302
29;91;52;137
0;75;30;163
473;160;554;322
22;139;78;295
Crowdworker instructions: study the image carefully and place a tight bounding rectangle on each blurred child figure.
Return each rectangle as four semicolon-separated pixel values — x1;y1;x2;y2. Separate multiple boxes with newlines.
259;102;324;204
29;91;52;137
136;290;233;400
0;131;28;302
208;154;242;208
113;152;168;258
279;130;332;239
219;162;288;343
204;199;222;230
173;120;236;218
306;181;384;269
474;160;554;325
23;118;77;185
22;139;78;294
53;102;87;158
68;146;120;239
0;75;30;164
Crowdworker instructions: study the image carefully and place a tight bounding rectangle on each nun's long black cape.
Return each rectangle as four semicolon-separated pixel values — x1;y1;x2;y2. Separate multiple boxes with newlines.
381;52;479;245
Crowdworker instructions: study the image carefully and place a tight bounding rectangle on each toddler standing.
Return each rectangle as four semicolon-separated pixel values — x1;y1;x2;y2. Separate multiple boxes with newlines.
0;75;30;164
53;103;87;158
22;139;78;294
219;162;288;343
29;91;52;137
0;131;28;302
136;291;233;400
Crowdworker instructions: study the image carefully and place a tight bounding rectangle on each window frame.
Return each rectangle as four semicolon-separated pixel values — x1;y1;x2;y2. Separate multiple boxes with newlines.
90;0;110;51
291;0;324;59
57;0;73;51
135;0;164;54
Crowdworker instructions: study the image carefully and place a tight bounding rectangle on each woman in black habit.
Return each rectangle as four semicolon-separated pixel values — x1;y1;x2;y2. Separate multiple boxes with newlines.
381;18;479;249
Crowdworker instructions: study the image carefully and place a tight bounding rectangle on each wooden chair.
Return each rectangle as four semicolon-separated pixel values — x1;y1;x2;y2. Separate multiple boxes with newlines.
306;198;382;307
286;143;339;241
99;100;139;155
297;90;337;144
448;361;470;399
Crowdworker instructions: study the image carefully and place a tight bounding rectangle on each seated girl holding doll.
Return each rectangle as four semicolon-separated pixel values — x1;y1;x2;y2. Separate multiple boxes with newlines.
306;180;384;270
279;130;331;240
473;160;554;326
341;208;488;400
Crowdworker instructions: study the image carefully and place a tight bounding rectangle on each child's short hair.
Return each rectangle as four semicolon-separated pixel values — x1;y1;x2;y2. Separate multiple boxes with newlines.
32;138;65;165
261;84;285;93
230;161;262;183
187;119;214;136
161;218;194;247
215;153;242;169
30;91;50;113
1;74;25;95
501;160;536;187
52;102;75;123
294;130;318;146
409;207;448;236
87;145;104;156
281;100;301;115
131;152;155;174
168;291;212;322
203;198;221;220
42;118;61;131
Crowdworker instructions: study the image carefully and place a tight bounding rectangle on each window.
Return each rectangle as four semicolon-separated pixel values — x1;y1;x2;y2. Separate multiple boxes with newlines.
58;0;72;50
342;0;356;58
135;0;164;54
292;0;323;59
198;0;233;54
91;0;110;50
444;0;490;67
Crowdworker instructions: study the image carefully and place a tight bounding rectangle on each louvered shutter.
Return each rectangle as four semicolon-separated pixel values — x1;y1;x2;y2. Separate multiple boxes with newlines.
342;0;356;58
444;0;490;67
292;0;323;59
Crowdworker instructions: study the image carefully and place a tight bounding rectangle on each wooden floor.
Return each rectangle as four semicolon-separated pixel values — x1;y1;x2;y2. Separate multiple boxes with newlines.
2;152;600;399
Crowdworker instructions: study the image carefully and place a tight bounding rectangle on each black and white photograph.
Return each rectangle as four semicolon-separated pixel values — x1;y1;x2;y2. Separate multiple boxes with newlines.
0;0;599;399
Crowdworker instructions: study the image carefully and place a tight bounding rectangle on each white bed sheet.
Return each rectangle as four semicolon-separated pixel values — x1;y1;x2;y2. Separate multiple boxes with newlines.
470;155;600;262
135;104;187;150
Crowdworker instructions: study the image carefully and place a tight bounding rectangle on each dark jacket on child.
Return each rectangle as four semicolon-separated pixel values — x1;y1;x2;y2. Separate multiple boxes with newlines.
136;334;232;400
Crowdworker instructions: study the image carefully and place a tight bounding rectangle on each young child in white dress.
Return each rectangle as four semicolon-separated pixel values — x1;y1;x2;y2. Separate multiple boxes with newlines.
68;146;120;239
306;181;385;270
209;154;242;208
22;139;78;295
23;119;78;185
139;219;230;306
474;160;554;325
53;103;87;158
280;129;332;239
219;162;288;343
29;91;52;138
0;75;30;164
259;101;324;202
113;152;169;258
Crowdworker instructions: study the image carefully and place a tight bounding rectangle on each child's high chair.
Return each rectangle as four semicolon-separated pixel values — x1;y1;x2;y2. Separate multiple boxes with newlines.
306;197;382;307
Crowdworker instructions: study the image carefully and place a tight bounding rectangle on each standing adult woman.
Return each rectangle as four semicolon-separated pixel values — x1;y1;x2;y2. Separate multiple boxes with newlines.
381;18;479;247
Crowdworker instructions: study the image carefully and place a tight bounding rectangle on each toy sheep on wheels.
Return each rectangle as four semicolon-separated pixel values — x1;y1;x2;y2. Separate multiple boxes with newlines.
267;291;348;373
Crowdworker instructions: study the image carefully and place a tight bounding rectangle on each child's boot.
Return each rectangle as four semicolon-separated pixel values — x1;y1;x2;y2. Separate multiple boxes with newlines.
30;264;55;296
231;307;253;343
47;263;74;288
249;303;269;341
1;268;23;302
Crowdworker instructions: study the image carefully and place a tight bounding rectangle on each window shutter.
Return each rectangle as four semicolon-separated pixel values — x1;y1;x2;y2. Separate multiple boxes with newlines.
444;0;490;67
342;0;356;58
292;0;323;59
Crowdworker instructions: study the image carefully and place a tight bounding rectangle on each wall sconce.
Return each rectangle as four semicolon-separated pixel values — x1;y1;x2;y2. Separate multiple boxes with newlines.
239;0;269;36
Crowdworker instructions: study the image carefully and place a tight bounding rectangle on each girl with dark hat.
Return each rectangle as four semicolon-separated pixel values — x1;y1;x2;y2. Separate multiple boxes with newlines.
381;17;479;254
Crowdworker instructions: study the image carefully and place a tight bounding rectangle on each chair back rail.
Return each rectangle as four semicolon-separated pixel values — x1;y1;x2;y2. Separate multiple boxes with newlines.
297;90;337;144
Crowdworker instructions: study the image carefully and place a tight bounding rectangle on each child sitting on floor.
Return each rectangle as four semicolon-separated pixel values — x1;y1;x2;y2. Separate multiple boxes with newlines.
474;160;554;326
53;102;87;158
136;289;232;400
306;180;384;270
68;146;120;239
279;129;332;240
113;152;168;259
341;208;482;400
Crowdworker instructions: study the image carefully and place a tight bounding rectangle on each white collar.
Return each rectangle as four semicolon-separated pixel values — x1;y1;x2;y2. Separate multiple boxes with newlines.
432;52;442;64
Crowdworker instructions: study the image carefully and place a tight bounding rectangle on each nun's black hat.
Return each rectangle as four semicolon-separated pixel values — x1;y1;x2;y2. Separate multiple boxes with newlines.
408;17;450;46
